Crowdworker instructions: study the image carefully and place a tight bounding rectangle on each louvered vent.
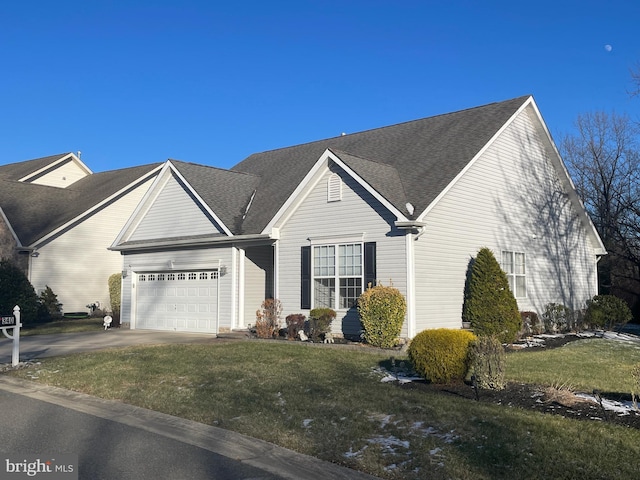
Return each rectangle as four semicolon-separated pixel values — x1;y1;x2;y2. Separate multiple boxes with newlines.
327;173;342;202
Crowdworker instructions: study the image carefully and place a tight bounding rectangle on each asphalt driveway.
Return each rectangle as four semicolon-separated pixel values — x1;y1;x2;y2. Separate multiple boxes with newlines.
0;328;228;365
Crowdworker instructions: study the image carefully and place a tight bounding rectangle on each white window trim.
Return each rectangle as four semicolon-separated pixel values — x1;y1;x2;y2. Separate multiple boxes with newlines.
501;250;527;298
311;241;364;310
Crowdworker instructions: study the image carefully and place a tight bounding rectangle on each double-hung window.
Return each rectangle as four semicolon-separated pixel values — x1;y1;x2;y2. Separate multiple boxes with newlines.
313;243;363;309
501;251;526;298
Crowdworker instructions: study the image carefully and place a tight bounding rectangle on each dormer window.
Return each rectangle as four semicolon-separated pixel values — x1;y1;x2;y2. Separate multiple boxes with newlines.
328;173;342;202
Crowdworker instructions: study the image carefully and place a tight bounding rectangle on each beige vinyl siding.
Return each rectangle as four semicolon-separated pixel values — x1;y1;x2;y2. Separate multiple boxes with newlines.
277;163;407;337
29;160;89;188
243;245;274;328
129;174;221;241
121;247;234;331
413;105;598;333
30;178;155;313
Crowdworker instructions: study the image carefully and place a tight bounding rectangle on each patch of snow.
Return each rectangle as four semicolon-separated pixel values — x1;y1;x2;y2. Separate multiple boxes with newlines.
410;422;459;443
302;418;313;428
368;435;410;453
575;393;638;415
343;445;367;458
374;366;423;384
430;447;443;455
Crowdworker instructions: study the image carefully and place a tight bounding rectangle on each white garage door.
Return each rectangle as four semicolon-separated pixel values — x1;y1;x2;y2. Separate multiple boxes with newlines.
135;270;219;333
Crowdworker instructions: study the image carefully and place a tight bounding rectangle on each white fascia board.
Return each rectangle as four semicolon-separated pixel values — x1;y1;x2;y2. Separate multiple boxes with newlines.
167;161;234;237
261;149;408;234
0;207;23;248
30;163;163;249
18;153;93;182
417;96;533;222
526;100;607;256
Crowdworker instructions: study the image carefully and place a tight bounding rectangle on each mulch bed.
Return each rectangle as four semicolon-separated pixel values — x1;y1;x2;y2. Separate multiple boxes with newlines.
400;334;640;430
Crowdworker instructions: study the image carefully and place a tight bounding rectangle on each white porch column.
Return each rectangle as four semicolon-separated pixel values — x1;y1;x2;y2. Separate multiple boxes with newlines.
405;232;417;338
237;247;246;329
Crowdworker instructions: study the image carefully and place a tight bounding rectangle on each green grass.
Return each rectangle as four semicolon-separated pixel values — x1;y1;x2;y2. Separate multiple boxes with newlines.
506;338;640;393
6;339;640;479
20;317;104;336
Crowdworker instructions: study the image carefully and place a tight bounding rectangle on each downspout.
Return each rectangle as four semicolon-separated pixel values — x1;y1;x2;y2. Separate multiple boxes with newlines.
405;232;416;339
395;221;426;339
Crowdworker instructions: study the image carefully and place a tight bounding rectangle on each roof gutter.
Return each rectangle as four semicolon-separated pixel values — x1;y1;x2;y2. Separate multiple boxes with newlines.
395;220;427;239
109;232;277;252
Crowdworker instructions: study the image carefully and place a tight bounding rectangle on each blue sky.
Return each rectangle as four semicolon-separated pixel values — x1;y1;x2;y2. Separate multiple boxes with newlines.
1;0;638;172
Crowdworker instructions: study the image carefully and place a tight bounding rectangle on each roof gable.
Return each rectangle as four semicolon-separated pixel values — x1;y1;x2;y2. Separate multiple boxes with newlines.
0;162;161;246
232;96;531;232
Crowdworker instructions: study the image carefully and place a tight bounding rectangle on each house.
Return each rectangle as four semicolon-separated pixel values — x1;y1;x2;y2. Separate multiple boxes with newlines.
0;153;162;315
110;95;606;337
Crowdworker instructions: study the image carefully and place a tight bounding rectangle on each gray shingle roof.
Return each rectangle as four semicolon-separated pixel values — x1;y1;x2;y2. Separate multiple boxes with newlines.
0;153;72;181
170;161;261;234
232;95;530;233
0;163;161;246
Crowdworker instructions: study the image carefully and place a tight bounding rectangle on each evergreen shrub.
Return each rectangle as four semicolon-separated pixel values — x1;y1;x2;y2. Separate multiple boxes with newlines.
408;328;477;383
469;335;506;390
309;308;336;341
39;285;63;318
0;258;47;324
462;247;521;343
542;303;572;332
585;295;632;330
358;284;406;348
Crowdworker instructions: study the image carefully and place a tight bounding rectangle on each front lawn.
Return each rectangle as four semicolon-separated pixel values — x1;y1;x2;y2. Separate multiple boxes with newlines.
6;339;640;479
20;317;104;336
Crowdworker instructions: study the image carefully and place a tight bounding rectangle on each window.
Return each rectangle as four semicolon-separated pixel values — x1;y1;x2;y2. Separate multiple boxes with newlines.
312;243;363;309
177;273;186;280
501;251;526;298
167;273;175;280
188;273;197;280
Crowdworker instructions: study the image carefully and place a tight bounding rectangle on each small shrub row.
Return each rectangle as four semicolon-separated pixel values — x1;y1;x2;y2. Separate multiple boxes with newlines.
408;328;476;383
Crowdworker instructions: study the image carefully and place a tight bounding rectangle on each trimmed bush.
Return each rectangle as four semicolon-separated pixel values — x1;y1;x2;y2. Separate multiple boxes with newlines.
358;284;406;348
309;308;336;341
462;248;521;343
0;258;47;324
585;295;632;330
408;328;477;383
285;313;306;340
469;335;506;390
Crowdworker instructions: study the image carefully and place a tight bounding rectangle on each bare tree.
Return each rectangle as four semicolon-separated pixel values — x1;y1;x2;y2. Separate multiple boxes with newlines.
631;62;640;97
559;112;640;314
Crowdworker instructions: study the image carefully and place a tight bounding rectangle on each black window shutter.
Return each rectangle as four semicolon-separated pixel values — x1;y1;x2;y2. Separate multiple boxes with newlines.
364;242;377;289
301;246;311;309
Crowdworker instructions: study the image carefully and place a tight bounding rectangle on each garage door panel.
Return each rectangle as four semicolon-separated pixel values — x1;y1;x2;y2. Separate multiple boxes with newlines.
135;271;218;333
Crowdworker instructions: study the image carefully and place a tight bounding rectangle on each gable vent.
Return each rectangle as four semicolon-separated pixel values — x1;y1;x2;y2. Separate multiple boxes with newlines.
327;173;342;202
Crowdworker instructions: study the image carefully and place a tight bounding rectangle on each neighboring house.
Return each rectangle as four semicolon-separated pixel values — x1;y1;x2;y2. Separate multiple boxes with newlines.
0;153;162;315
111;95;606;338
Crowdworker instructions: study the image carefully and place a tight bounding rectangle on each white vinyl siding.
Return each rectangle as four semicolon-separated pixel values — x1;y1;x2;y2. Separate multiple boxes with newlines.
413;104;598;333
28;159;90;188
277;165;407;337
129;174;222;241
30;177;155;313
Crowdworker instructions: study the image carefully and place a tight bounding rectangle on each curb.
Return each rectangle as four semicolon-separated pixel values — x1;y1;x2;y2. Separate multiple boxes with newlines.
0;376;380;480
